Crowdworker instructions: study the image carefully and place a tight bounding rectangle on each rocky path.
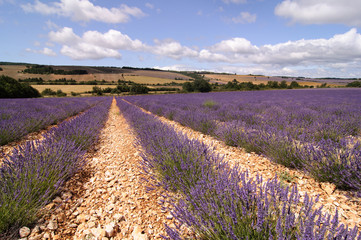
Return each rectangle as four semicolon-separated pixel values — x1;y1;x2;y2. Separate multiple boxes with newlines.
23;99;175;240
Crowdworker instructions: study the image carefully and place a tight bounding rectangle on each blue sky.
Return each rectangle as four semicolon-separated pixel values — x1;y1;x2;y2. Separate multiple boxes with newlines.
1;0;361;77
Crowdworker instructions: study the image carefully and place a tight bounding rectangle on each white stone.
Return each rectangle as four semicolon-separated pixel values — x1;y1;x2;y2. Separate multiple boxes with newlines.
19;227;31;238
132;225;148;240
47;220;58;230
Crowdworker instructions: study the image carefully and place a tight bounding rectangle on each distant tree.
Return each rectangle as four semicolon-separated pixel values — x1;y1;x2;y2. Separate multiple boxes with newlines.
317;83;328;88
346;81;361;87
279;80;288;89
41;88;56;96
289;81;300;89
56;89;67;97
267;81;279;89
92;86;103;96
193;79;212;92
129;84;149;94
182;82;194;92
0;75;41;98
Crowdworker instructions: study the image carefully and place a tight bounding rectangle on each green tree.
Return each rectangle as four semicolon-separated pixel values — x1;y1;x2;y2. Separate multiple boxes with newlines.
289;81;300;89
56;89;67;97
129;84;149;94
193;79;212;92
92;86;103;96
279;80;288;89
0;75;41;98
182;82;194;92
41;88;56;96
346;81;361;87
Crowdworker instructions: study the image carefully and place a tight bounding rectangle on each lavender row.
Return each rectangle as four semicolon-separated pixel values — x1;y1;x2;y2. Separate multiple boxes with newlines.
123;89;361;191
0;97;112;236
116;98;360;239
0;97;103;146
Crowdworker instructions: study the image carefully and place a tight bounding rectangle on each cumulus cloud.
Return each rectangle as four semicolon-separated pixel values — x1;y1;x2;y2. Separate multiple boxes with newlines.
149;39;199;59
275;0;361;26
231;12;257;23
200;28;361;66
48;28;199;60
210;38;258;53
46;26;361;77
48;27;144;60
22;0;145;23
154;64;199;72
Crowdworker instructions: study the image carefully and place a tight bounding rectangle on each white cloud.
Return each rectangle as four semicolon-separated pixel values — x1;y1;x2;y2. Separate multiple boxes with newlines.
61;44;121;60
22;0;145;23
48;27;200;60
275;0;361;26
200;28;361;67
150;39;199;59
231;12;257;23
46;26;361;77
49;27;80;45
26;47;57;56
222;0;247;4
210;38;258;53
49;27;144;60
154;64;199;72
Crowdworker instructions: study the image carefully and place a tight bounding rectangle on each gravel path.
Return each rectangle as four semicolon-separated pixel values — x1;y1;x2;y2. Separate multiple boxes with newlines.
24;99;176;240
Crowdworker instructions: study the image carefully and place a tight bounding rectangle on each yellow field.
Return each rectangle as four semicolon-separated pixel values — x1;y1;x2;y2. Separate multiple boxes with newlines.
0;65;189;85
31;85;117;94
124;75;188;84
204;74;339;87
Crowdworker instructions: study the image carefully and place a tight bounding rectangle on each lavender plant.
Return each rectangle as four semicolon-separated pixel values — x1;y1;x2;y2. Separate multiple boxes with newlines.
123;89;361;191
0;137;85;234
117;97;361;240
0;97;112;236
0;97;101;146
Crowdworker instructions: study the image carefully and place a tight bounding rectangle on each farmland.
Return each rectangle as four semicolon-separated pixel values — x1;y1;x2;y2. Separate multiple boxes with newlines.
0;65;190;84
1;89;361;239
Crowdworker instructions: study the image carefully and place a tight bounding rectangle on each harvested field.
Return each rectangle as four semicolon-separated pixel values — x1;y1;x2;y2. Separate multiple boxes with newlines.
204;73;342;87
31;85;117;94
0;65;190;84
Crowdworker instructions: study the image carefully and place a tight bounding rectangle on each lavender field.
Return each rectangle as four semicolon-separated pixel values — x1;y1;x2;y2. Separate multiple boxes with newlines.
0;97;112;236
0;97;104;146
117;93;361;239
124;89;361;191
1;91;361;239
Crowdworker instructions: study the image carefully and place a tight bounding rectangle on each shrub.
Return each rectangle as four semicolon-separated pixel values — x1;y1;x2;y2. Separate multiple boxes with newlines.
41;88;56;96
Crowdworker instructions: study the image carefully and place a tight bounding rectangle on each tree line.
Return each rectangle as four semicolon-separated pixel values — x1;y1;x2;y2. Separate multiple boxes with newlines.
23;65;88;75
